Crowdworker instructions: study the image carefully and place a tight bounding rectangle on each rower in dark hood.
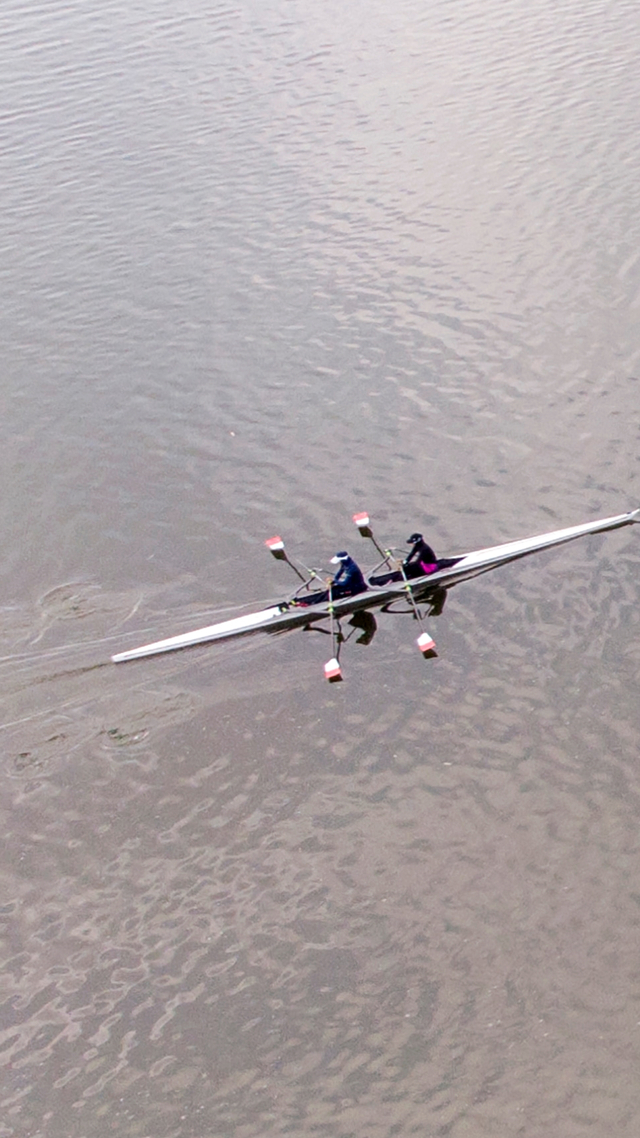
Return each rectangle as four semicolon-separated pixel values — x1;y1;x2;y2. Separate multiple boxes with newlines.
329;551;367;598
403;533;439;578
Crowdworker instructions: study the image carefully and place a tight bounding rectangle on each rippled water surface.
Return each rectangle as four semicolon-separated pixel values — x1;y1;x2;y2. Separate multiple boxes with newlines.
2;0;640;1134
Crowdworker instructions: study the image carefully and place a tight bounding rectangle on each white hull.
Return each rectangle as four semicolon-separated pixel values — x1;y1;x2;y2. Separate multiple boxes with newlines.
112;508;639;663
424;508;640;584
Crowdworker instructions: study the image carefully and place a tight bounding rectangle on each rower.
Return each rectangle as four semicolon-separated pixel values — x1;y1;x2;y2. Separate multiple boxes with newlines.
329;551;367;599
403;533;439;579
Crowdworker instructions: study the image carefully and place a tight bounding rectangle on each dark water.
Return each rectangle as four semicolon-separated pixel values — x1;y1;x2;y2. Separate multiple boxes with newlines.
2;0;640;1134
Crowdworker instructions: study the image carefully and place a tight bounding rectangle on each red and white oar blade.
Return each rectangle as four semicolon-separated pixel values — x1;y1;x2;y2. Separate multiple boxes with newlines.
352;511;371;537
324;657;343;683
417;631;437;657
265;535;286;560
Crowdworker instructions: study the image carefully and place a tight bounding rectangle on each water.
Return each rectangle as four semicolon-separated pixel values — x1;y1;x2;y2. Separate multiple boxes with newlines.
2;0;640;1134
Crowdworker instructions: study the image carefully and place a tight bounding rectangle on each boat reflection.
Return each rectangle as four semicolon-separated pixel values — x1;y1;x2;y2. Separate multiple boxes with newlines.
348;609;377;645
381;584;448;620
302;584;447;652
303;609;378;646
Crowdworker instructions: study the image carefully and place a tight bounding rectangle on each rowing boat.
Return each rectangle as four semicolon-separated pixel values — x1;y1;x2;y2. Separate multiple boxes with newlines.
111;508;639;664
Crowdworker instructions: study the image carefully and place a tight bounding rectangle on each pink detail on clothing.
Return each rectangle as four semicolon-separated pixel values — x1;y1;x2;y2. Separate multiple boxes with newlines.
420;561;438;575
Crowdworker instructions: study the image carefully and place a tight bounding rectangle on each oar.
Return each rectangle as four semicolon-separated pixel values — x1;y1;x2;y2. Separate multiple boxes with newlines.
398;563;437;656
323;584;343;682
265;535;309;584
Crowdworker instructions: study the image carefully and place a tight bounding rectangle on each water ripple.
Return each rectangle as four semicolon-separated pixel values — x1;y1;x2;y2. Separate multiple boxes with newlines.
2;0;640;1133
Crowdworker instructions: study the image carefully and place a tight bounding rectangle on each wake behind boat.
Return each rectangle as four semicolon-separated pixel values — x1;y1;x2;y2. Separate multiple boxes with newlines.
111;508;639;675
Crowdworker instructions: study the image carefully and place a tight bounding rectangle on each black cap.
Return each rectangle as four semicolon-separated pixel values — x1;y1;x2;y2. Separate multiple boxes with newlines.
407;533;423;544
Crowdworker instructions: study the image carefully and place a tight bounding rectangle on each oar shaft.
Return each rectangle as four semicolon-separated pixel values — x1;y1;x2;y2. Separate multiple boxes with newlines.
284;554;308;583
324;584;343;681
399;565;422;623
399;565;437;656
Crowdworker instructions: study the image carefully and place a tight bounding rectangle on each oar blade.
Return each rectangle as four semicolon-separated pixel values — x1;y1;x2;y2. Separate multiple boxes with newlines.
265;535;287;561
353;511;372;538
324;657;343;682
417;631;437;657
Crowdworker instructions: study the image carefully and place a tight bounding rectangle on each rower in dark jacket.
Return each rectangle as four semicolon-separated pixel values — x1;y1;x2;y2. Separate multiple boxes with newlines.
329;551;367;598
403;533;439;579
288;551;367;609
